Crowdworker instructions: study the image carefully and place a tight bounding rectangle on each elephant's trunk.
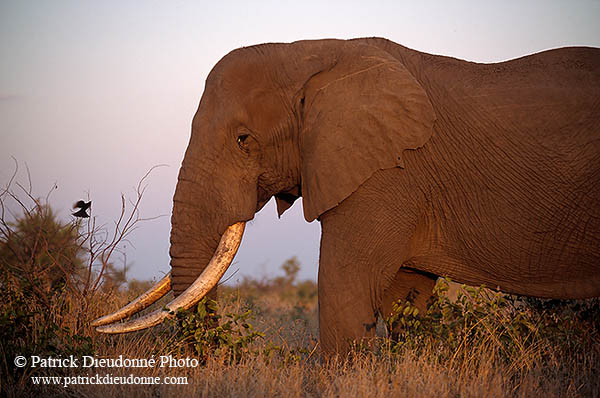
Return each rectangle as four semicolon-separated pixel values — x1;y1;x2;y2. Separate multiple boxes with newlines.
169;166;226;297
92;222;245;333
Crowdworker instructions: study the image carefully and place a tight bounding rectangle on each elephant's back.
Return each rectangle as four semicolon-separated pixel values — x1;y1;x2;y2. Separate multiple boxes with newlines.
462;47;599;146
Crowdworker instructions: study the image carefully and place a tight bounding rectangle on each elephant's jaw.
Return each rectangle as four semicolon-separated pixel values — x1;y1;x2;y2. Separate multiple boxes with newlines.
91;222;245;333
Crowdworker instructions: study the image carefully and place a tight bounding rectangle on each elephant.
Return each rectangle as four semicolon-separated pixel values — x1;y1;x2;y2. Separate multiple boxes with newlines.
93;37;600;355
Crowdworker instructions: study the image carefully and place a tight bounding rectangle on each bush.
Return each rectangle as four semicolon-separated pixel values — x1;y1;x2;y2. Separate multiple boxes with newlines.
167;297;264;364
0;203;94;387
385;278;600;369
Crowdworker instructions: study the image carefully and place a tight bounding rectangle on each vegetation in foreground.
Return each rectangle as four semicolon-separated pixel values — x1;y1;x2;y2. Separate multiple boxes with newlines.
1;172;599;397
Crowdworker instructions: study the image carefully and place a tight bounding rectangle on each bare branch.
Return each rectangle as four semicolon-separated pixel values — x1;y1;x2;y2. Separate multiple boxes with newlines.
0;157;19;197
218;266;240;286
45;181;58;203
24;161;32;195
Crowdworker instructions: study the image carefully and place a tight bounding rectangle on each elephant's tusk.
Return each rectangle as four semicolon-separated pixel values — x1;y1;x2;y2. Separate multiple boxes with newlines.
94;222;245;334
91;273;172;327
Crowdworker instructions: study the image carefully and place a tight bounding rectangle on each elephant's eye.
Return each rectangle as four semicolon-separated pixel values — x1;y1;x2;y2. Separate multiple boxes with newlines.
237;134;250;151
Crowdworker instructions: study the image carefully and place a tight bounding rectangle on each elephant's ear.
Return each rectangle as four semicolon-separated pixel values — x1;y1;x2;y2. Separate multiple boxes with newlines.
299;44;436;222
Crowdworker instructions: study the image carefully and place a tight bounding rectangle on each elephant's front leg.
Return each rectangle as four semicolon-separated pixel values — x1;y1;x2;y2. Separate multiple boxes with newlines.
317;231;380;354
317;197;423;354
318;239;435;354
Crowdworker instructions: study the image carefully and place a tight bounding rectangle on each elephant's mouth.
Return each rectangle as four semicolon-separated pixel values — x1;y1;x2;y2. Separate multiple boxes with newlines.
91;222;245;333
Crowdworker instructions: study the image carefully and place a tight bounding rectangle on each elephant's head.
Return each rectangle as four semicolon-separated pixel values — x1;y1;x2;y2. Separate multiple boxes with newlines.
92;38;435;333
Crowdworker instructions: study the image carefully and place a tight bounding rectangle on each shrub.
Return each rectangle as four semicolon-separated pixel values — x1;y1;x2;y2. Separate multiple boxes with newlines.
167;297;264;364
385;278;600;369
0;203;94;387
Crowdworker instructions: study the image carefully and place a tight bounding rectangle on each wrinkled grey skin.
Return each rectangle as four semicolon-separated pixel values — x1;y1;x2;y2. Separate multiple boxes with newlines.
169;37;600;354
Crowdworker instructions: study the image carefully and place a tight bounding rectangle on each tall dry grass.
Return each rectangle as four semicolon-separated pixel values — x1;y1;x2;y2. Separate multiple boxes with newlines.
6;274;597;398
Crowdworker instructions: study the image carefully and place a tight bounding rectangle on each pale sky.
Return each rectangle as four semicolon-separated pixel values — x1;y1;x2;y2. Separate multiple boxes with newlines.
1;1;599;283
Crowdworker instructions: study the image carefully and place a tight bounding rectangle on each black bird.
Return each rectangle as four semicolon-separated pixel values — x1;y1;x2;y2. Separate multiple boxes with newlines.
73;200;91;218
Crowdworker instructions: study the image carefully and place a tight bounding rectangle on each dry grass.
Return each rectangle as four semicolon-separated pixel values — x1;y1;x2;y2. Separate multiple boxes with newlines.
42;333;600;398
4;276;597;398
